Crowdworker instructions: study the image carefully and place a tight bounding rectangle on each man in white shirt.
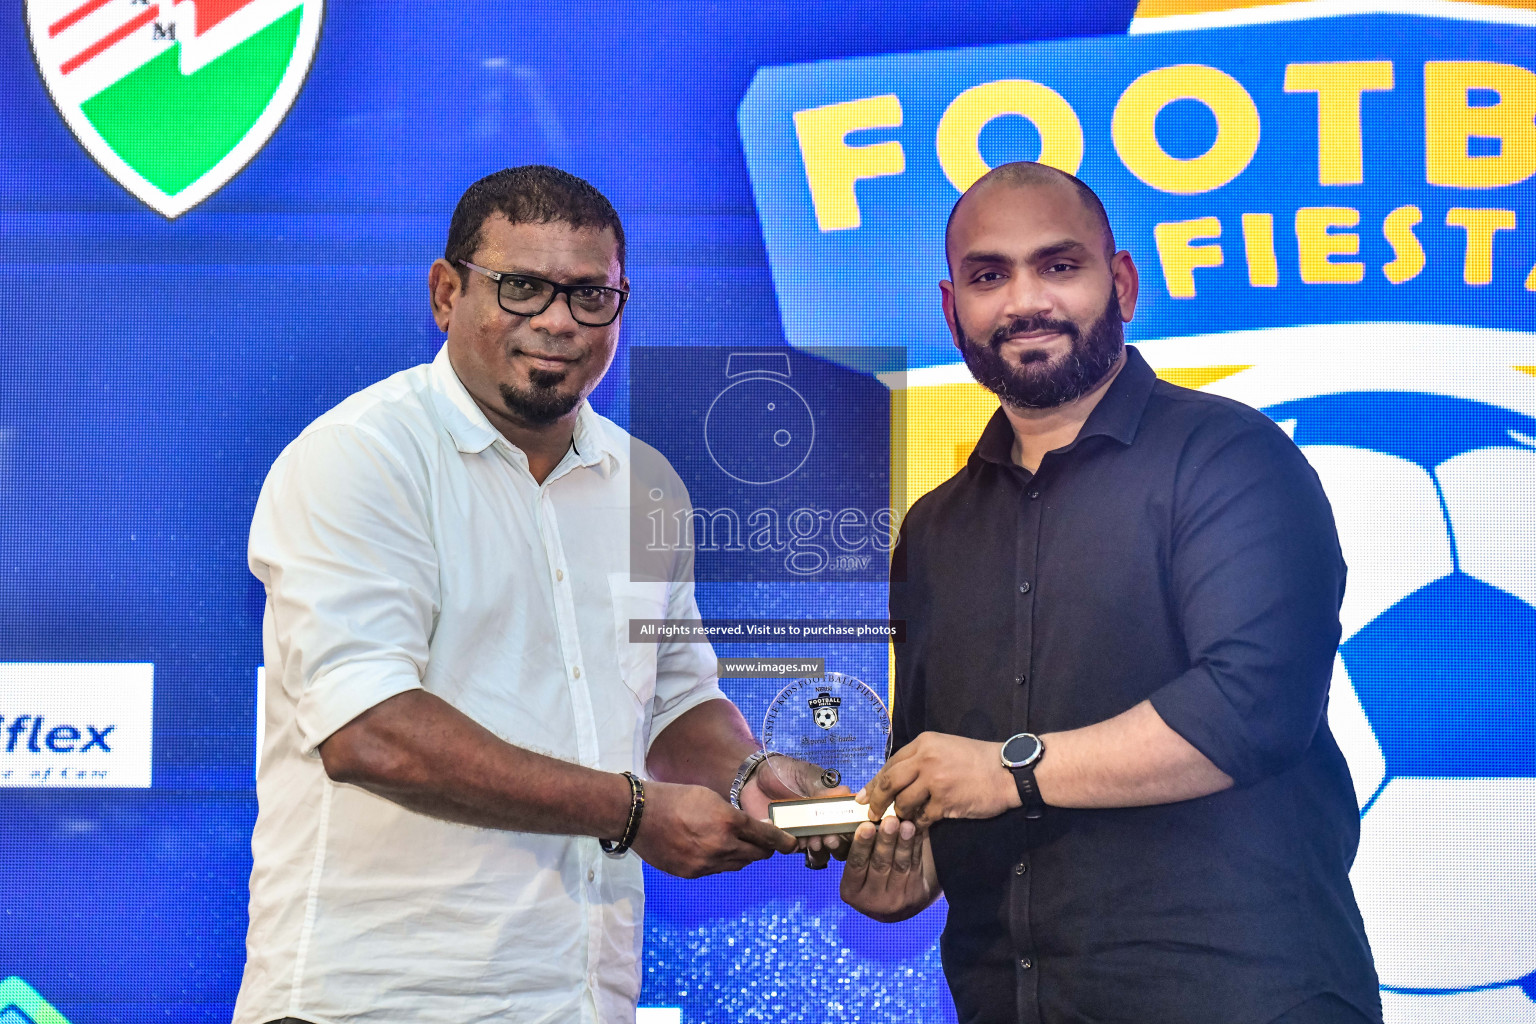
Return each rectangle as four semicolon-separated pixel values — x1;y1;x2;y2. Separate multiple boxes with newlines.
234;166;802;1024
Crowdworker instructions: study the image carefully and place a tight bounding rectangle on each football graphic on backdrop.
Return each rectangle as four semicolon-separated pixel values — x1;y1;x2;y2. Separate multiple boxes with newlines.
1151;328;1536;1024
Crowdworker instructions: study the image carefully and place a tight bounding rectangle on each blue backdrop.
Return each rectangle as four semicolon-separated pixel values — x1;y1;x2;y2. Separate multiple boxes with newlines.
3;1;1534;1021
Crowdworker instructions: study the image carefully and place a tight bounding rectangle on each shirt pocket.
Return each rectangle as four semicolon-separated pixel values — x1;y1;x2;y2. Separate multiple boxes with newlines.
607;572;670;706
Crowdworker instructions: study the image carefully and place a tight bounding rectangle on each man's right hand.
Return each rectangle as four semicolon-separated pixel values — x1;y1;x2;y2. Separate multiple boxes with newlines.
839;815;941;922
631;780;797;878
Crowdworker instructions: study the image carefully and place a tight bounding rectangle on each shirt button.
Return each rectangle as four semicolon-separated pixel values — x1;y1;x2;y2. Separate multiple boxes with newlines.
587;869;595;882
573;666;582;679
1020;958;1033;970
556;568;565;582
1018;581;1032;594
1028;490;1040;500
1015;862;1027;875
1016;672;1027;686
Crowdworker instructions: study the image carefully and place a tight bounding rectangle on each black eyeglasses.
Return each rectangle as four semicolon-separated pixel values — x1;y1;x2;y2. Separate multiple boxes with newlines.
459;261;629;327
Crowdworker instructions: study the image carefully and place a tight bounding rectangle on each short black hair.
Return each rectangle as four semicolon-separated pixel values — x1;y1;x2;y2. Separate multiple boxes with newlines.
945;161;1116;267
444;165;626;288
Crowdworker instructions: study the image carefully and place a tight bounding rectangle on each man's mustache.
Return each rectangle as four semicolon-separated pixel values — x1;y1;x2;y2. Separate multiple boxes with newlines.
987;316;1081;350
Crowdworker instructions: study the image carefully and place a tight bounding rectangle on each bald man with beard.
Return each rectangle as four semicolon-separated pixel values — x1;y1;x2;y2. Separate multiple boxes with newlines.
838;163;1382;1024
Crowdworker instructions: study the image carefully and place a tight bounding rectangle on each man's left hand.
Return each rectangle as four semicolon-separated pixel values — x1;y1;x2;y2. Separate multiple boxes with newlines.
858;732;1021;827
738;754;853;869
737;753;839;817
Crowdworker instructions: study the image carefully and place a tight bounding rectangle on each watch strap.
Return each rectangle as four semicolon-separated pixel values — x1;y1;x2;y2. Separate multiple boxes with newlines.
1012;763;1046;821
729;750;773;810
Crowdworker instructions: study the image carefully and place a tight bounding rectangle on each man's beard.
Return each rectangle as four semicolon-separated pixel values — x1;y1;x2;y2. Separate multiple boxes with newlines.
499;368;581;427
956;290;1125;410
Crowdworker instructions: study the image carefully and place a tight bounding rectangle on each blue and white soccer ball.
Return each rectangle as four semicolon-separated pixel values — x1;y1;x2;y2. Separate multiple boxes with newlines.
1147;329;1536;1024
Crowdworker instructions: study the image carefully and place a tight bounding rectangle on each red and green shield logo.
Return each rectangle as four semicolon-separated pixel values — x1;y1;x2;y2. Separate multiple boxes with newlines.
27;0;323;218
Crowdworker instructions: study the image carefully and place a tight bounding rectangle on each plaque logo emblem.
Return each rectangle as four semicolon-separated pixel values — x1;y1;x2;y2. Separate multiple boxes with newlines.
27;0;325;218
808;688;840;730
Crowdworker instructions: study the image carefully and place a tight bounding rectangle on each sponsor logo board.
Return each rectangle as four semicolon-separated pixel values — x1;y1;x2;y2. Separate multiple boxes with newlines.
0;663;153;787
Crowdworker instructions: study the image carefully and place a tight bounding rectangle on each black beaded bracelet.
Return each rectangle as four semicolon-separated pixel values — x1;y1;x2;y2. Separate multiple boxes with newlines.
599;771;645;857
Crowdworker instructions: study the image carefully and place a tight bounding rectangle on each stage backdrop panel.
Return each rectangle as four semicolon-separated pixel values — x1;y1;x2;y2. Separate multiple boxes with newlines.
1;1;1532;1021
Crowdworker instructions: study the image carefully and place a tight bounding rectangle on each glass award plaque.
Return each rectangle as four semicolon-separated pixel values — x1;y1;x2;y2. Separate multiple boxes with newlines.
762;672;892;837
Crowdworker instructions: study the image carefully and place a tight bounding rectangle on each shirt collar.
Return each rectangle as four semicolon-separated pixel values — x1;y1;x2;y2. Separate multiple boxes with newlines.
1070;343;1155;449
970;344;1156;466
427;344;623;472
569;400;623;473
971;404;1017;466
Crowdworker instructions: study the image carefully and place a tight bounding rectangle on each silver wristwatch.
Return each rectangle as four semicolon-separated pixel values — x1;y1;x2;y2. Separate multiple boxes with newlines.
1001;732;1047;820
729;750;775;809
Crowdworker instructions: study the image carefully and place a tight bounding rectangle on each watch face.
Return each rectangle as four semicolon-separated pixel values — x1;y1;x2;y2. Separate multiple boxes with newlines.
1002;733;1042;768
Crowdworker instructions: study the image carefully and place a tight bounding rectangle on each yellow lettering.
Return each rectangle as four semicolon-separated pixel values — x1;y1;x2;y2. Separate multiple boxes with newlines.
1154;217;1224;298
1526;263;1536;291
793;95;906;232
1381;205;1426;284
1283;61;1394;185
1425;62;1536;188
1240;213;1278;287
1446;207;1517;285
935;80;1084;192
1296;207;1363;284
1112;65;1260;194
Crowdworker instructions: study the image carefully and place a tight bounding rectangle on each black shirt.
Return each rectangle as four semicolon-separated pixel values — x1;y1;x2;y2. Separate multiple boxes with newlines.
889;347;1381;1024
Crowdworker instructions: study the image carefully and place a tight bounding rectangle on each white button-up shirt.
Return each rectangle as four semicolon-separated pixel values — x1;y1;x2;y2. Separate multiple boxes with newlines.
233;346;723;1024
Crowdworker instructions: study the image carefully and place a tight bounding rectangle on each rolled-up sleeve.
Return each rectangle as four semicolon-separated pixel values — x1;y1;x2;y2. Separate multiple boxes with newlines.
643;468;726;745
647;576;727;742
249;425;436;756
1148;420;1347;788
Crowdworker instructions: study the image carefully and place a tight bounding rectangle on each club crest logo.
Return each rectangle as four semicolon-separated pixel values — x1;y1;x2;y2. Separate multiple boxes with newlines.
808;689;840;730
27;0;324;218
